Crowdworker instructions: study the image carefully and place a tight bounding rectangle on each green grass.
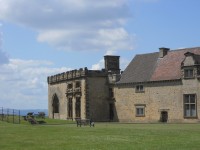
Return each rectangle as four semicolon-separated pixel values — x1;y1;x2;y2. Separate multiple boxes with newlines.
0;121;200;150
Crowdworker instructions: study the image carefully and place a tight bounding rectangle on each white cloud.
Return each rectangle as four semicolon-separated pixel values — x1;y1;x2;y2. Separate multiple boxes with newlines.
0;58;71;109
105;50;117;55
91;49;130;70
91;56;130;71
0;30;9;65
91;59;104;70
0;0;134;52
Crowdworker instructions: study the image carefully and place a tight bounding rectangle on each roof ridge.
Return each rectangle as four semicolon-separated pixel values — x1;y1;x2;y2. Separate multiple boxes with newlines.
169;47;200;52
135;47;200;56
135;51;159;56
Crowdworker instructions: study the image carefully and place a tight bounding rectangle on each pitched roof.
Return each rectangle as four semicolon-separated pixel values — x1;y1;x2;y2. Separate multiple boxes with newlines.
118;47;200;84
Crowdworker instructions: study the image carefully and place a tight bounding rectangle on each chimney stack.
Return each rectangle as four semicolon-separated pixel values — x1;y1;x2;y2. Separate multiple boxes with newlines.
104;55;120;74
159;47;170;58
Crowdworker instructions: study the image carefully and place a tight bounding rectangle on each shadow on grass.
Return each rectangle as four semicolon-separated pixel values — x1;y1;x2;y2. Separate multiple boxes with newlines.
37;120;46;124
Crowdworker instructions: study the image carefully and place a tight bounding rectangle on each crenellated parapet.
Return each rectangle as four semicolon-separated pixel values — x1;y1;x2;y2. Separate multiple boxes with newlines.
47;67;88;84
47;67;108;84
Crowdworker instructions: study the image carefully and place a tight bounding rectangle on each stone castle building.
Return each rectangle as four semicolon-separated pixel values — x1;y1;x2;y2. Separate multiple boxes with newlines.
48;47;200;123
115;47;200;123
47;56;120;121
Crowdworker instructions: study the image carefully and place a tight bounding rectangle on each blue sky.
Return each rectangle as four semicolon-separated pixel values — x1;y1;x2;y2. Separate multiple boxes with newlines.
0;0;200;109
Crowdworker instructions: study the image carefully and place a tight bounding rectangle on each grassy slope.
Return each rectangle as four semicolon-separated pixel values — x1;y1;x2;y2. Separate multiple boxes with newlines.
0;121;200;150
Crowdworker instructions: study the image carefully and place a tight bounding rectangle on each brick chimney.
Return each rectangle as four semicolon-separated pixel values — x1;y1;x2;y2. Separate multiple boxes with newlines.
159;47;170;58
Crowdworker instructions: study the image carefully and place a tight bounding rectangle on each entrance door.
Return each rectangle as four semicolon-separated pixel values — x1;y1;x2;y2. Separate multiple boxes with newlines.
109;103;114;121
160;111;168;122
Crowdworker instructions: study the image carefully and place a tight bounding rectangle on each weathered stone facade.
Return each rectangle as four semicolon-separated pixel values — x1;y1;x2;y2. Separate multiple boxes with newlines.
47;56;120;121
114;80;200;123
48;47;200;123
114;47;200;123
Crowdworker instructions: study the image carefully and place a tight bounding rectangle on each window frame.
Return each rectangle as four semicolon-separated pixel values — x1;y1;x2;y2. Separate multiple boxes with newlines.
135;104;146;117
184;68;194;79
183;94;197;118
135;85;144;93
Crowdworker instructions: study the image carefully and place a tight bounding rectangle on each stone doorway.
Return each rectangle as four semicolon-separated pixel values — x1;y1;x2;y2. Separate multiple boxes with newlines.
160;111;168;122
109;103;114;121
52;94;59;119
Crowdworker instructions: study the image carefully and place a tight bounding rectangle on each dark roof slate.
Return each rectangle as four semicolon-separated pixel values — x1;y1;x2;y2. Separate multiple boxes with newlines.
118;47;200;84
118;52;159;83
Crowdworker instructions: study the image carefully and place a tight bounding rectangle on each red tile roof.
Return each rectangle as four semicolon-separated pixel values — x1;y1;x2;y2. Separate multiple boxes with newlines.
151;47;200;81
118;47;200;84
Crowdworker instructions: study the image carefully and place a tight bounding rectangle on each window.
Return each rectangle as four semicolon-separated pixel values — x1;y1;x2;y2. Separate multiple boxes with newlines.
109;88;114;98
197;67;200;77
136;85;144;93
184;94;196;118
75;97;81;118
184;69;194;78
67;83;73;89
68;98;73;118
75;81;81;88
52;94;59;113
135;105;145;117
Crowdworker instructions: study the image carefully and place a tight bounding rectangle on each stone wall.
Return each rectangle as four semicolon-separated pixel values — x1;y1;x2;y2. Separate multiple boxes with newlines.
48;79;87;120
48;82;67;119
48;75;110;121
87;76;110;121
114;80;200;123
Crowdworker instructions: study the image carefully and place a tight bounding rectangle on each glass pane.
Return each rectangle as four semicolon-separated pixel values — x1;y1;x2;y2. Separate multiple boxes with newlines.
191;104;196;117
140;108;144;115
136;86;140;91
136;108;140;115
189;70;193;77
190;95;195;103
140;86;143;91
184;104;190;117
136;108;144;116
184;95;190;103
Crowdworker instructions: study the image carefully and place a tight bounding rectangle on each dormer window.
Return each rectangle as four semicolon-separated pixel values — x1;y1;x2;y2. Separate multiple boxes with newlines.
136;85;144;93
184;69;194;78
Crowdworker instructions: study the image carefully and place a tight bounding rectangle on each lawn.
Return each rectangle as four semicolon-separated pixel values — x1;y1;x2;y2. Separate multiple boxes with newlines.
0;121;200;150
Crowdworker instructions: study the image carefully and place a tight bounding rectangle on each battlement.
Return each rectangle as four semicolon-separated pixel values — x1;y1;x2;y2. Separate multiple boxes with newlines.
47;67;107;84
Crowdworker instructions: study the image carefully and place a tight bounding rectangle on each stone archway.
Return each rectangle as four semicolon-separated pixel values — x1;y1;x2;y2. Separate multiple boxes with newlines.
52;94;59;118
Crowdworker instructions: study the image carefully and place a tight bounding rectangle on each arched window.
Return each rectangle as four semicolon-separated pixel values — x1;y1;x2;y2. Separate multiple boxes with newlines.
52;94;59;113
